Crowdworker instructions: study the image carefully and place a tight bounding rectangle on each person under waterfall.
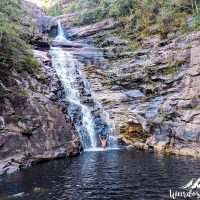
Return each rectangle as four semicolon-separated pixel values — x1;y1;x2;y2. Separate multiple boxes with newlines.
99;134;109;149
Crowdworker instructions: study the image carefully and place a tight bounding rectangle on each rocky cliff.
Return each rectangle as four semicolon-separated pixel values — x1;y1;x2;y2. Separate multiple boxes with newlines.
0;0;81;175
58;14;200;157
1;1;200;176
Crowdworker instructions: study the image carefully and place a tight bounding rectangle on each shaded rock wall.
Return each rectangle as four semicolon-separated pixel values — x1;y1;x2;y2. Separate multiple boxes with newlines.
0;1;81;175
0;49;82;175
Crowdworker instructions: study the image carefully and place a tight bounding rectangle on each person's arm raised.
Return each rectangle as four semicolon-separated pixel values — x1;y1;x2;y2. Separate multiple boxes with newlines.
99;134;102;141
106;134;110;141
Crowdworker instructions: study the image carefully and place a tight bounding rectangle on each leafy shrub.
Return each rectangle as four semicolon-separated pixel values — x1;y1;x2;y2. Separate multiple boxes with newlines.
106;0;137;17
0;0;39;76
45;3;63;16
194;1;200;25
45;0;200;38
0;0;25;22
79;6;104;24
25;56;40;69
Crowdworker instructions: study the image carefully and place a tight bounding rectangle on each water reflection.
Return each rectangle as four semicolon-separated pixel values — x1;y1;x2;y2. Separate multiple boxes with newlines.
0;150;199;200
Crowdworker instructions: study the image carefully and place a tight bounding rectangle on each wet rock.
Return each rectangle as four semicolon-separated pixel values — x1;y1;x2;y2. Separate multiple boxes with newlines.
185;31;200;42
177;99;199;109
143;35;160;47
33;187;49;193
178;147;200;156
51;40;83;48
146;97;164;119
125;90;145;99
56;12;80;23
33;50;50;65
111;85;124;90
0;116;5;129
181;111;200;123
186;65;200;76
41;16;58;34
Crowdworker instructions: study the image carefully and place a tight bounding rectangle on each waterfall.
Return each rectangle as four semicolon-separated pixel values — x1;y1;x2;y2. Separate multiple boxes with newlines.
78;69;118;149
55;21;67;43
50;21;118;150
50;48;97;149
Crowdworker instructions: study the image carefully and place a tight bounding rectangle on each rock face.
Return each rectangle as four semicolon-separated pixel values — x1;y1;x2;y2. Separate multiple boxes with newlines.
0;50;82;175
19;0;58;48
1;1;199;178
66;19;118;38
0;2;81;175
59;16;200;157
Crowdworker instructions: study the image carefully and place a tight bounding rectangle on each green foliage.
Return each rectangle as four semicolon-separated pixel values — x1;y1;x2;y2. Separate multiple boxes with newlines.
150;81;157;91
25;56;40;69
101;0;137;17
18;87;30;96
43;0;200;38
67;0;99;13
165;60;186;75
0;0;25;22
0;0;38;76
194;0;200;25
45;3;63;16
195;13;200;25
79;6;104;25
69;0;139;25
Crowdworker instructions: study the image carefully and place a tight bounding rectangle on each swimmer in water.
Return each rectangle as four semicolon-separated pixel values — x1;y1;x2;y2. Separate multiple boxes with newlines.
99;134;109;149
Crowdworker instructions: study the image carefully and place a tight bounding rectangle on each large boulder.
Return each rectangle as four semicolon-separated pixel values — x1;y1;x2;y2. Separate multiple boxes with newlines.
19;0;58;48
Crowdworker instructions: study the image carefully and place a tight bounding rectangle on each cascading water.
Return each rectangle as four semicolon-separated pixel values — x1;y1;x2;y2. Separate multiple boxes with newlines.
55;21;67;42
50;21;118;150
50;48;97;149
78;70;118;149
